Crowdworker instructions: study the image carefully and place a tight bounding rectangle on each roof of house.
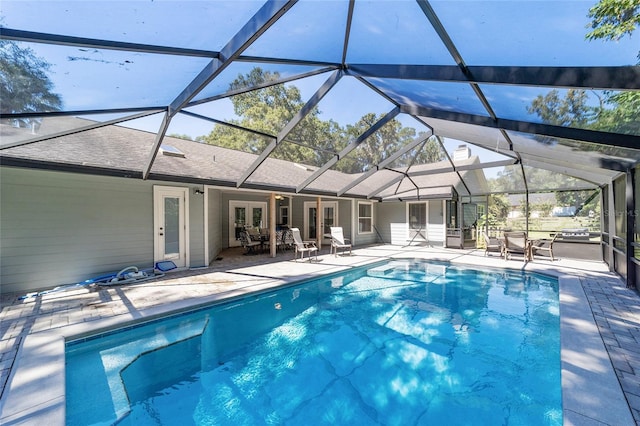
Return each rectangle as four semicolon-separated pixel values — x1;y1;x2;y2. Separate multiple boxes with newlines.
1;117;490;200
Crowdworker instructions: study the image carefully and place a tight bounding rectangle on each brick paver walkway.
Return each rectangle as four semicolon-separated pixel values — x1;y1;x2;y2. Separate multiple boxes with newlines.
580;275;640;424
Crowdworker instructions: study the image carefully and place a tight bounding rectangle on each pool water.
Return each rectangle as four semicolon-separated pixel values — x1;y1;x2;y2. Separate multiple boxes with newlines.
66;260;562;425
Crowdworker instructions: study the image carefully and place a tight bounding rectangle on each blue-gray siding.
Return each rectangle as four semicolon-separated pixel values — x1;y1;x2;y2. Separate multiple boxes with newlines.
0;167;207;294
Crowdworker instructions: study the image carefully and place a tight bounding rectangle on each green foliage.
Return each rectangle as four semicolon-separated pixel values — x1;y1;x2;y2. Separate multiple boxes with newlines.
592;91;640;135
488;167;522;192
0;40;62;127
201;68;445;173
586;0;640;44
533;201;554;217
526;1;640;138
527;89;595;127
481;193;509;228
167;133;194;141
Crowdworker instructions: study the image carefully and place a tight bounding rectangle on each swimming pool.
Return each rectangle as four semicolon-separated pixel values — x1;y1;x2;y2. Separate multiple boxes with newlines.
66;259;561;425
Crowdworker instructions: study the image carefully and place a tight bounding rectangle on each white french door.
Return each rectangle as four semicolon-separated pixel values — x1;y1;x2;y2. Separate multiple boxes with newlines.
154;186;188;268
228;201;267;247
304;201;337;244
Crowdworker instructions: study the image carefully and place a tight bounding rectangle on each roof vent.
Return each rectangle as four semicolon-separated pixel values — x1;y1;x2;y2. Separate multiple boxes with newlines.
160;144;185;158
294;163;313;171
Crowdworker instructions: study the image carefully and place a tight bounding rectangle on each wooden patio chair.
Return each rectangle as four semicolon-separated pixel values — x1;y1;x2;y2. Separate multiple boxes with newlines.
531;233;558;261
482;231;503;257
330;226;352;257
503;231;531;262
291;228;318;261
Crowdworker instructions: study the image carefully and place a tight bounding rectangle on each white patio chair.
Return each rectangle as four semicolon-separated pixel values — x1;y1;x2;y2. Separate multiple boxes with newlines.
330;226;352;257
290;228;318;262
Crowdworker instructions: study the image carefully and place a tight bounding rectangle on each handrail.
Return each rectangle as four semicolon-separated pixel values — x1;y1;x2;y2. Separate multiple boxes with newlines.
405;226;424;247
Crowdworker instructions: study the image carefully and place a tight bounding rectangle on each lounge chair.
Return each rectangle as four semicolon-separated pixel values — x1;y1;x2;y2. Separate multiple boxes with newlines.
531;233;558;261
291;228;318;261
482;231;503;257
330;226;352;257
239;230;262;254
503;231;530;262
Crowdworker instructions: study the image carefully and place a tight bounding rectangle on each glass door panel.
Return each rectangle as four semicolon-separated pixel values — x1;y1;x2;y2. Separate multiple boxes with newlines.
323;206;335;240
164;197;180;257
233;206;247;243
252;207;264;229
308;207;318;240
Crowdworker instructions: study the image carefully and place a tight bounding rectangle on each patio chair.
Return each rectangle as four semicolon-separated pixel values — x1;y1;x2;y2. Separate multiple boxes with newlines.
503;231;530;262
482;231;503;257
239;230;262;254
531;233;558;261
282;228;294;251
275;229;285;252
330;226;352;257
291;227;318;261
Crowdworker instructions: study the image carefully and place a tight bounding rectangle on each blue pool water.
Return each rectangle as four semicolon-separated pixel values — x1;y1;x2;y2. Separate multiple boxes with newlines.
66;260;561;425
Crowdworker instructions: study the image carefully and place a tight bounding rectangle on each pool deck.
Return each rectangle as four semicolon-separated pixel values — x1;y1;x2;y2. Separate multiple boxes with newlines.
1;244;639;425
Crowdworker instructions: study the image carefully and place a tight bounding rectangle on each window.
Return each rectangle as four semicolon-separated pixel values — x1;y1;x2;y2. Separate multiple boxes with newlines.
279;206;289;226
358;202;372;233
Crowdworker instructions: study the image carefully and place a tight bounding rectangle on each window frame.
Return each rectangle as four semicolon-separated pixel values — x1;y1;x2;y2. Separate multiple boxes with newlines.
358;201;373;234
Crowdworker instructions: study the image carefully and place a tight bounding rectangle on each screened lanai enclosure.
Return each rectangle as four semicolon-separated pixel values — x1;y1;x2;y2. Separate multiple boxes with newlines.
1;0;639;291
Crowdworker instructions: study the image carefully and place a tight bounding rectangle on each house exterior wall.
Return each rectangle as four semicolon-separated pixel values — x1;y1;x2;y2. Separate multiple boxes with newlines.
376;202;407;245
337;198;353;241
373;200;447;246
428;201;445;246
0;167;207;295
207;188;223;264
189;189;206;268
289;196;306;231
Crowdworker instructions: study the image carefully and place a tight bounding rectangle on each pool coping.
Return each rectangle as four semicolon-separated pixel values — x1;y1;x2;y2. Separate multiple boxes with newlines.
0;257;634;425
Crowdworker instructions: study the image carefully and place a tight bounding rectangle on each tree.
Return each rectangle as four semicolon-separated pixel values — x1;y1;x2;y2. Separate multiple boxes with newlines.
337;114;444;173
586;0;640;48
592;91;640;135
200;67;442;172
0;40;62;128
526;89;595;128
168;133;194;141
482;193;510;228
525;1;640;141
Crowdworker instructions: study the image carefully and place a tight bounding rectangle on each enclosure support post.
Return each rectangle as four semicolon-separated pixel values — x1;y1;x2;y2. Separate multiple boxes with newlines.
626;169;636;289
608;180;616;273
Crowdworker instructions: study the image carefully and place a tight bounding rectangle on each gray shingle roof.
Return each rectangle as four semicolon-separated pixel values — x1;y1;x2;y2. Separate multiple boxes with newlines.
1;117;490;200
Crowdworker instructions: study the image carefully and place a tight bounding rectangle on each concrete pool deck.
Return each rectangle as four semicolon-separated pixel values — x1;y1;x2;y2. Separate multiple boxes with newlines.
1;244;638;425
